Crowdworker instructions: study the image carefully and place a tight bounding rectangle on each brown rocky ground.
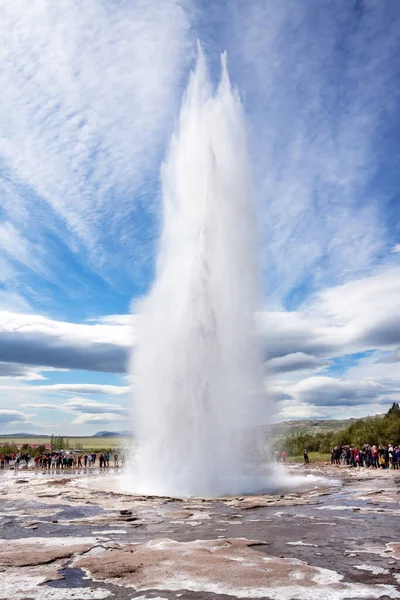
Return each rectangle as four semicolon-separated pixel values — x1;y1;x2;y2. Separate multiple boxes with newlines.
0;464;399;599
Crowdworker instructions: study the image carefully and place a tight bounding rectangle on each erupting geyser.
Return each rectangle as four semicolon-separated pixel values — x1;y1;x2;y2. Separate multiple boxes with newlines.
130;49;271;497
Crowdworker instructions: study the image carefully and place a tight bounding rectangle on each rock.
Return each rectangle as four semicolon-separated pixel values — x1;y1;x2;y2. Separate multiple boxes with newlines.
120;510;132;516
77;538;375;597
0;542;94;567
22;521;40;528
47;478;71;486
165;510;193;519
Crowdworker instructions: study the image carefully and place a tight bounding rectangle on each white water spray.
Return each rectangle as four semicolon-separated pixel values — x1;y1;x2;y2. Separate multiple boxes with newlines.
129;50;271;497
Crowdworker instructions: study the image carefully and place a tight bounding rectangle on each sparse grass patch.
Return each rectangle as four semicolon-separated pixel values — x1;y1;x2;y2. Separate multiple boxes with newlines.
288;452;331;464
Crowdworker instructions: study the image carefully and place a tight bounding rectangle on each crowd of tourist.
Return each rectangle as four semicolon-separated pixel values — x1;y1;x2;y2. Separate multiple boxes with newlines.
0;450;125;470
328;444;400;468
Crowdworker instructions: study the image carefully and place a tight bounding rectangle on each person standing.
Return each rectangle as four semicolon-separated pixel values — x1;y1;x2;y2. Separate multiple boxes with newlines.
395;446;400;469
303;448;309;464
371;445;378;468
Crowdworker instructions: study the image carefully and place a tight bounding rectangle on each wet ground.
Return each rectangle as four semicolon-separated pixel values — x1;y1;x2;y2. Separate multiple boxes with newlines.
0;464;399;599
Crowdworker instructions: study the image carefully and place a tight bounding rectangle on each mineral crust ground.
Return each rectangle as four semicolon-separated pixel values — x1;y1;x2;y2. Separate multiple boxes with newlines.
0;464;399;600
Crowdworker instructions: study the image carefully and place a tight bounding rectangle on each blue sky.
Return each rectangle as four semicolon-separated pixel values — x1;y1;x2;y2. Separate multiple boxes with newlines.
0;0;399;434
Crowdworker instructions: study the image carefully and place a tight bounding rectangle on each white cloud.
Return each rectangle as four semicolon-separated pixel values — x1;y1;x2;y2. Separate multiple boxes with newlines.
376;348;400;365
21;403;61;411
92;315;134;327
72;412;127;425
0;0;191;278
22;397;128;417
21;383;129;395
0;310;132;372
0;256;15;285
230;1;398;302
266;353;330;375
273;402;326;421
62;398;128;415
0;291;31;313
0;222;47;276
0;362;55;381
2;266;399;376
288;376;392;407
391;244;400;253
259;265;400;362
0;409;29;426
0;264;399;419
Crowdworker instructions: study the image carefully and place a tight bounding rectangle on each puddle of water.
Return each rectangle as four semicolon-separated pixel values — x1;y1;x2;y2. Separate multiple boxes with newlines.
46;566;91;589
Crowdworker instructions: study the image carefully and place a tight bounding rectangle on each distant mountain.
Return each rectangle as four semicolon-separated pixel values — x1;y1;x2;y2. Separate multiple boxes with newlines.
92;431;132;437
0;432;47;438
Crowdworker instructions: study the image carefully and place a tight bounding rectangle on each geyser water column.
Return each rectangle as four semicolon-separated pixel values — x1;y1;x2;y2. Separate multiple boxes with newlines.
130;50;269;497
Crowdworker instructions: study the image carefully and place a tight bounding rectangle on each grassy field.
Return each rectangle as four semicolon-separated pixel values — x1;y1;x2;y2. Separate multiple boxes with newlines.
288;452;331;464
0;436;130;450
0;437;331;463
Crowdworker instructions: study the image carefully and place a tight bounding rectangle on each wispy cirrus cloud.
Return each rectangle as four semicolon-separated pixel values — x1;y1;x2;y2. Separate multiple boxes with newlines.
0;292;31;314
225;0;400;305
0;222;47;277
0;0;192;283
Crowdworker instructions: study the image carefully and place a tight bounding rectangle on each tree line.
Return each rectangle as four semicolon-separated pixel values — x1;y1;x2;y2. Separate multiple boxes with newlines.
276;402;400;457
50;435;70;450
